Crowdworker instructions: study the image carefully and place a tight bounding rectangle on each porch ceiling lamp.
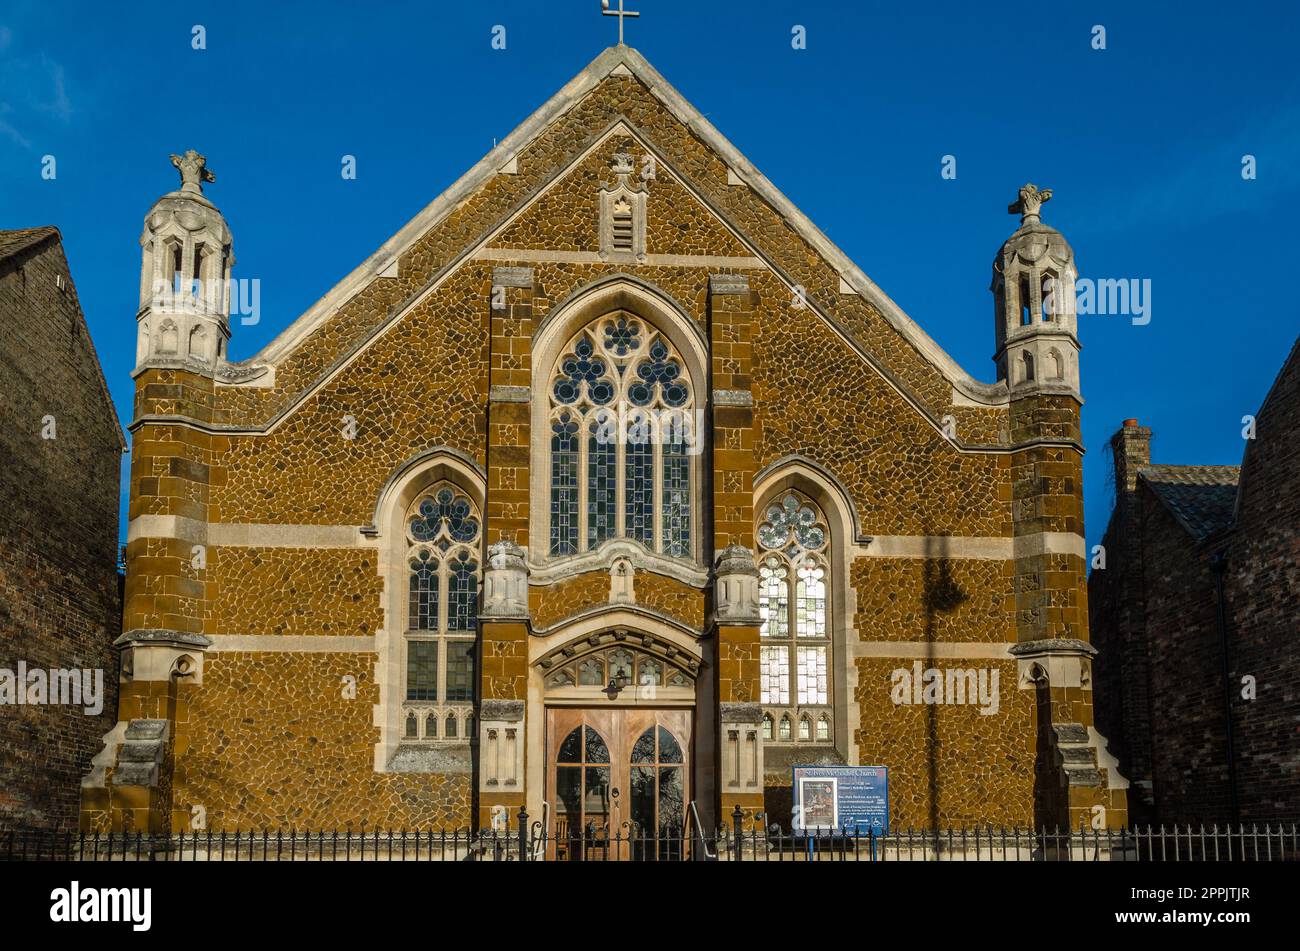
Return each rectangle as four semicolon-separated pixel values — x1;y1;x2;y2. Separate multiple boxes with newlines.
604;662;632;699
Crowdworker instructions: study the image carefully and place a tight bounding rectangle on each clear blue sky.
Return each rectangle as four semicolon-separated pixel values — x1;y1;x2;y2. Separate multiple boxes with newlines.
2;0;1297;555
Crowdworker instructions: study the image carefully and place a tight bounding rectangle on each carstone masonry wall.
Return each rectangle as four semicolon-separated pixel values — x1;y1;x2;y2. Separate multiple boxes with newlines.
89;46;1126;835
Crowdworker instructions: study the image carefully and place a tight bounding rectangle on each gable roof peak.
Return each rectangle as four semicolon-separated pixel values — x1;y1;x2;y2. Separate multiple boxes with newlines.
239;42;1008;408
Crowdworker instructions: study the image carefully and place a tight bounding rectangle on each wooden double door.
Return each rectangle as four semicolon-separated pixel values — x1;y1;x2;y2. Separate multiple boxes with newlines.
546;708;691;861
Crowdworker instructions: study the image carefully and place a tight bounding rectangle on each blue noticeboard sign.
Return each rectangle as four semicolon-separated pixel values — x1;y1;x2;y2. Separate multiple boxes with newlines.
792;765;889;835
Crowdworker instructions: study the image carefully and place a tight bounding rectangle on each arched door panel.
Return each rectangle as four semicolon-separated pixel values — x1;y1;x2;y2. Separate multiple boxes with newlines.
546;708;691;861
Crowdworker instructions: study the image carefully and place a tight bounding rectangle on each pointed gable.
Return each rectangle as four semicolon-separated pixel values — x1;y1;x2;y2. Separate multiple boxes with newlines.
217;46;1006;436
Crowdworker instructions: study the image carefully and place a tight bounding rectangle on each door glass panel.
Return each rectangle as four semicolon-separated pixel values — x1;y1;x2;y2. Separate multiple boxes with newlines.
551;712;689;861
584;766;611;820
584;726;610;763
657;726;682;763
630;765;656;832
631;728;655;763
658;766;683;830
556;765;581;817
558;727;582;763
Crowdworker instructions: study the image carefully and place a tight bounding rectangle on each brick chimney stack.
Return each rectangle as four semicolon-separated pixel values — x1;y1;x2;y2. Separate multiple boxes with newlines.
1112;418;1152;494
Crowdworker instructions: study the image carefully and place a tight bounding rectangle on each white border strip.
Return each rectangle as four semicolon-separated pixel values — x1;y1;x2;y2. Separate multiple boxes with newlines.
206;635;376;653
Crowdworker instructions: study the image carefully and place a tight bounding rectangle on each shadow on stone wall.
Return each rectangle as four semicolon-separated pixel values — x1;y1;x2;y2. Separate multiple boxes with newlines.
922;533;969;832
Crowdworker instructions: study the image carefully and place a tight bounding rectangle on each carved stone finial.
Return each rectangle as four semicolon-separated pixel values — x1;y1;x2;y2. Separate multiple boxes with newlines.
482;539;529;619
1008;183;1052;224
170;150;215;194
714;545;761;625
487;538;527;571
610;152;636;178
610;557;635;605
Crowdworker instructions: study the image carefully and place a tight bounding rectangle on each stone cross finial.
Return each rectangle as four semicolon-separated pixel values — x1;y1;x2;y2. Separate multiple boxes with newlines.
1009;183;1052;223
170;150;215;194
601;0;640;46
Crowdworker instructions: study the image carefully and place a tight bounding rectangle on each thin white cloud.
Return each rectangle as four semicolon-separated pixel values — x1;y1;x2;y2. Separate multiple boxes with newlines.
0;34;75;149
0;117;31;148
1076;97;1300;235
34;55;72;121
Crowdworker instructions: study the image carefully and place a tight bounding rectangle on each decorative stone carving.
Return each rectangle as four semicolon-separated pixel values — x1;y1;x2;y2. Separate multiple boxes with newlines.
114;628;211;685
714;545;761;625
479;703;525;791
1008;182;1052;223
1009;638;1096;691
488;384;530;403
991;182;1080;398
481;539;529;618
215;362;270;384
609;557;635;604
720;701;763;724
170;150;216;193
712;388;753;407
491;265;533;288
480;700;524;723
111;719;170;787
708;273;749;296
720;703;762;791
135;151;234;378
598;153;647;262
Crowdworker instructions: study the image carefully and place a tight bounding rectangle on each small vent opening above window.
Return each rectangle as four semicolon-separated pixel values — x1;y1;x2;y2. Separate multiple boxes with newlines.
612;197;634;252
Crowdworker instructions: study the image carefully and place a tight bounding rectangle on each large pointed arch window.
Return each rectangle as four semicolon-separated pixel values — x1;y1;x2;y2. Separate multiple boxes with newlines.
547;312;695;559
403;484;480;742
757;491;832;743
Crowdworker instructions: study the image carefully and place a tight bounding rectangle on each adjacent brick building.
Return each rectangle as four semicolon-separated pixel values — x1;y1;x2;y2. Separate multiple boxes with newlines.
1091;337;1300;824
81;45;1128;842
0;227;125;830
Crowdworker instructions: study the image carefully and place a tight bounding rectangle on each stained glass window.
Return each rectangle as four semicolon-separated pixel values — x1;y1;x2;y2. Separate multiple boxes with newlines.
550;414;580;556
445;640;475;703
447;552;478;631
760;645;790;705
662;412;691;558
406;641;438;702
404;485;480;739
759;559;789;638
795;563;826;637
756;491;832;742
587;416;617;549
409;550;438;631
796;646;827;705
625;413;654;548
546;313;695;559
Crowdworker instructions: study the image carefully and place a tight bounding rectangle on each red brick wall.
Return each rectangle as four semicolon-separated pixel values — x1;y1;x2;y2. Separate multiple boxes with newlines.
0;235;123;830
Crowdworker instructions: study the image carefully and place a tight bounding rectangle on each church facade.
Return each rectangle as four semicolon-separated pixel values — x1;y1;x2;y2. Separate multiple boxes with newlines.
81;46;1127;839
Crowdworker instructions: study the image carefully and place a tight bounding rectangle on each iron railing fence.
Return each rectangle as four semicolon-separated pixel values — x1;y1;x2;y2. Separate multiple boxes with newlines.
4;816;1297;862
